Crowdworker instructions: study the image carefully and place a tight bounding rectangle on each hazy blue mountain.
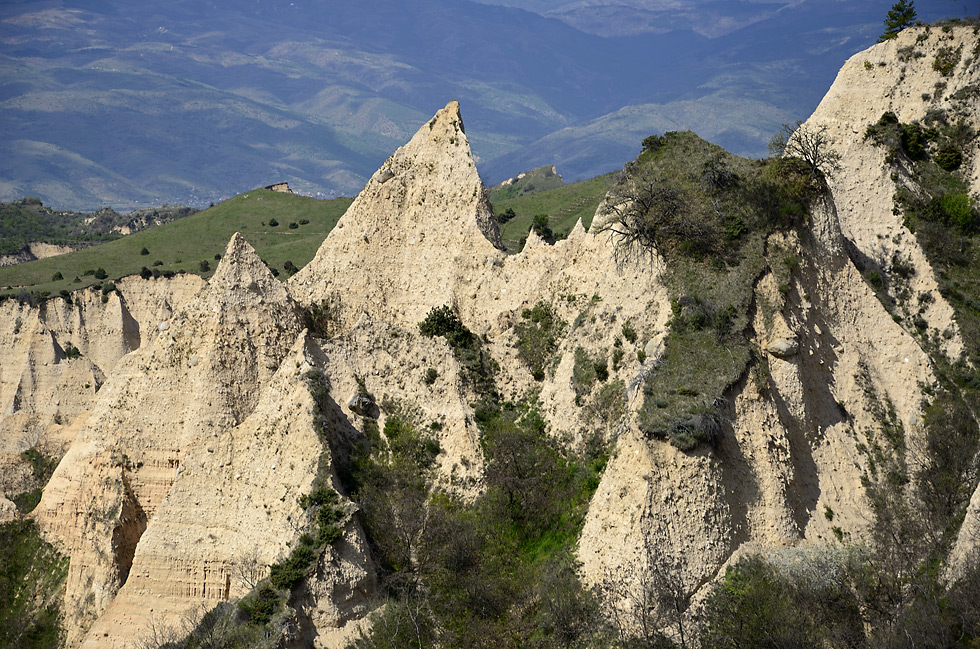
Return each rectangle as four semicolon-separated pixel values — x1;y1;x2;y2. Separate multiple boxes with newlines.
0;0;966;209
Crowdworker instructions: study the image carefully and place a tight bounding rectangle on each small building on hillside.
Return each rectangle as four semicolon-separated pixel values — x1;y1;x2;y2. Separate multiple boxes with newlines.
264;182;293;194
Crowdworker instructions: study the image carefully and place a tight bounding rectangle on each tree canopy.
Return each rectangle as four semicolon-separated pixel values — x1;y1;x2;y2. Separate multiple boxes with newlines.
878;0;917;42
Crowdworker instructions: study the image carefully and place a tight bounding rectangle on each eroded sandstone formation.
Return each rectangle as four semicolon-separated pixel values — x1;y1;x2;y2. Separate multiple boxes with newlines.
2;26;977;646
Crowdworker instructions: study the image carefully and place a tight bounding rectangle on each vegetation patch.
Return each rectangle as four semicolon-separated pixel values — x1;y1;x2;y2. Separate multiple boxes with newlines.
513;302;565;381
349;398;609;649
599;131;819;451
0;519;68;648
12;448;58;514
419;305;498;398
0;189;352;297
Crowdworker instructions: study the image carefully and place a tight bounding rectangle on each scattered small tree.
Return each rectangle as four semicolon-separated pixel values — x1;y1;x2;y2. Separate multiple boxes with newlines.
769;121;841;179
878;0;917;42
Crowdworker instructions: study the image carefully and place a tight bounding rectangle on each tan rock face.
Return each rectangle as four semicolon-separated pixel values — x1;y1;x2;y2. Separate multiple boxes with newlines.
290;100;505;330
802;24;980;582
803;25;980;361
0;274;203;505
34;235;305;646
79;332;375;649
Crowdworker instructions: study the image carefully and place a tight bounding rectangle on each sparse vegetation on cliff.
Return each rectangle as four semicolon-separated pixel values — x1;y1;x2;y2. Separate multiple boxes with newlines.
600;131;821;451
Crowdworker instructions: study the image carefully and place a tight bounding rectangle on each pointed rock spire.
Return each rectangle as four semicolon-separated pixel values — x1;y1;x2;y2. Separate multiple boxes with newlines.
290;101;505;328
207;232;290;307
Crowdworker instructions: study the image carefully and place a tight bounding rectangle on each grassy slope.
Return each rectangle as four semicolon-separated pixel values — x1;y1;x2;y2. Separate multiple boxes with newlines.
0;168;619;294
0;189;352;295
490;172;617;252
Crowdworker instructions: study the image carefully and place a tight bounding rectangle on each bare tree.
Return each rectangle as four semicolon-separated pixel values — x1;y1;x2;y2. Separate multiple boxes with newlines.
597;545;692;649
769;121;842;179
132;615;182;649
232;548;266;592
596;165;712;266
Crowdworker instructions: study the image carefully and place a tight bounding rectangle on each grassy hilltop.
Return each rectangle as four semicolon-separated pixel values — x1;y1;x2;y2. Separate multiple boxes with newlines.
1;170;618;296
0;190;352;296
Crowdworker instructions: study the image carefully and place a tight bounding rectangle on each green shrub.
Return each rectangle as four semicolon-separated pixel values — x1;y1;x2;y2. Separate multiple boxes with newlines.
935;146;963;170
288;222;298;229
51;271;62;281
268;218;279;227
423;368;438;385
572;347;597;398
237;585;279;625
419;305;473;349
140;247;149;255
531;214;553;241
199;260;210;273
933;45;961;76
496;207;516;223
900;122;930;160
0;520;68;646
64;343;81;360
593;358;609;382
94;268;107;280
923;192;976;229
621;320;638;343
513;303;564;381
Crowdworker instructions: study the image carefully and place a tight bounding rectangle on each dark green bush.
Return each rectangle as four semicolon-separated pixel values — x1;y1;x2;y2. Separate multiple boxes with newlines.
237;585;279;625
514;303;564;382
935;146;963;171
531;214;553;241
419;305;472;349
622;321;638;343
497;207;516;223
933;45;961;76
140;247;149;255
900;122;930;160
94;268;107;280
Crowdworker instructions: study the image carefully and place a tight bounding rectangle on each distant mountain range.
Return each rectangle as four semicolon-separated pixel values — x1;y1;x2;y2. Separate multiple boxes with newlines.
0;0;964;210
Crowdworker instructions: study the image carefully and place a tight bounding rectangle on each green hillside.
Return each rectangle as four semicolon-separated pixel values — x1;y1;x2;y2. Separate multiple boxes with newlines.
0;199;196;256
0;171;618;296
491;172;617;252
0;189;352;297
488;165;566;201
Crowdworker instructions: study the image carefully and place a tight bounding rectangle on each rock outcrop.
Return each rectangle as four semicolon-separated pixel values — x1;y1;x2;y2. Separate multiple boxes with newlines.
803;26;980;361
34;235;305;645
